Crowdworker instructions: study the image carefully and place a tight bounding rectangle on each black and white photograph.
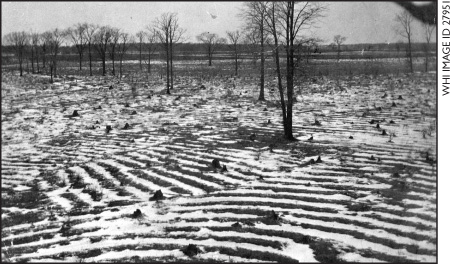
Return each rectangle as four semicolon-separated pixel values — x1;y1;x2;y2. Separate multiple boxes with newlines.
1;1;438;262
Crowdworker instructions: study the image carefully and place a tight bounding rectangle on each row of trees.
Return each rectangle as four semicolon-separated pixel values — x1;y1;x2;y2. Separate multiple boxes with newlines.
3;2;326;140
3;14;251;94
3;25;130;82
2;13;185;93
2;1;436;140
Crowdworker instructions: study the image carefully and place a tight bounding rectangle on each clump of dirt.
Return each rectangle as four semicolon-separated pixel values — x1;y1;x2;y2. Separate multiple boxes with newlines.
150;190;165;201
231;222;243;229
221;165;228;172
211;159;221;169
260;210;283;225
131;209;142;218
347;202;371;212
182;244;201;257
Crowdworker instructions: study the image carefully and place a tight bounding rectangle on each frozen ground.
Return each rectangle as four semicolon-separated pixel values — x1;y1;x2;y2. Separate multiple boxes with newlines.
1;70;436;262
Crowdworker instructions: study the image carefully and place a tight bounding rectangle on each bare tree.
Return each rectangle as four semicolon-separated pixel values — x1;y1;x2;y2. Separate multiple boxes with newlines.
243;29;260;66
196;32;227;66
241;1;269;101
84;24;98;76
226;30;242;75
395;10;414;73
94;26;112;76
48;28;66;80
154;12;186;94
144;26;158;76
108;27;121;76
30;32;41;73
40;31;52;72
423;23;435;72
296;37;322;64
117;32;134;80
333;35;346;62
66;23;87;71
136;31;145;71
4;31;29;76
264;1;325;140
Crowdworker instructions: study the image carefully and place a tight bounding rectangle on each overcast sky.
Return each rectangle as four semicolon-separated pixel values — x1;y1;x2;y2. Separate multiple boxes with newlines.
2;1;435;44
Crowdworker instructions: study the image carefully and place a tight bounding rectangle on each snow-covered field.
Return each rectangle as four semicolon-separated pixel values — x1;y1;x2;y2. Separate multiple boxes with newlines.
1;70;436;262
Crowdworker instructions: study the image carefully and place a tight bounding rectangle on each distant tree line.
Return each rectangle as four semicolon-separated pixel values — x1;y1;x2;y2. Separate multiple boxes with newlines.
1;1;436;141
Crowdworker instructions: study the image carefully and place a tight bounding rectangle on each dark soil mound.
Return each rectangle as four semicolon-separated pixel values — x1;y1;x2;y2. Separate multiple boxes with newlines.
150;190;165;201
182;244;201;257
132;209;142;218
212;159;221;169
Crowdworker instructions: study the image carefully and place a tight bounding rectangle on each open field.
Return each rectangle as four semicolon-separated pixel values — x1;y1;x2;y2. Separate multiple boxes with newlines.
1;59;436;262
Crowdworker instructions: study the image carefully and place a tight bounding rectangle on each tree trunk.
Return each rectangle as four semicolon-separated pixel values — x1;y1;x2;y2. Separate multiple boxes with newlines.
31;49;35;74
148;49;151;74
170;42;174;90
234;46;238;76
102;54;106;76
49;64;53;83
89;43;93;76
284;2;295;140
42;46;46;69
111;51;115;76
53;57;57;78
26;56;30;74
407;36;413;73
208;51;212;66
274;38;287;133
166;42;170;94
119;57;123;80
36;49;40;73
79;51;82;71
337;44;340;62
139;42;142;71
258;21;265;101
19;56;23;76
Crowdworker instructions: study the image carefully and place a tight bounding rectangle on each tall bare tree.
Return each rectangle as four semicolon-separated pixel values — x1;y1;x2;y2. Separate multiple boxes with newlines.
333;35;346;62
117;32;133;80
84;24;98;76
108;27;121;76
48;28;66;80
40;31;52;72
226;30;242;75
196;32;227;66
395;10;414;73
154;12;186;94
30;32;41;73
67;23;87;71
94;26;112;76
136;31;145;71
144;26;158;76
241;1;269;101
4;31;28;76
264;1;325;140
423;23;435;72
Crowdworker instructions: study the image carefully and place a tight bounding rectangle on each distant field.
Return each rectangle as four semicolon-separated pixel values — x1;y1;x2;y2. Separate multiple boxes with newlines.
1;55;436;262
